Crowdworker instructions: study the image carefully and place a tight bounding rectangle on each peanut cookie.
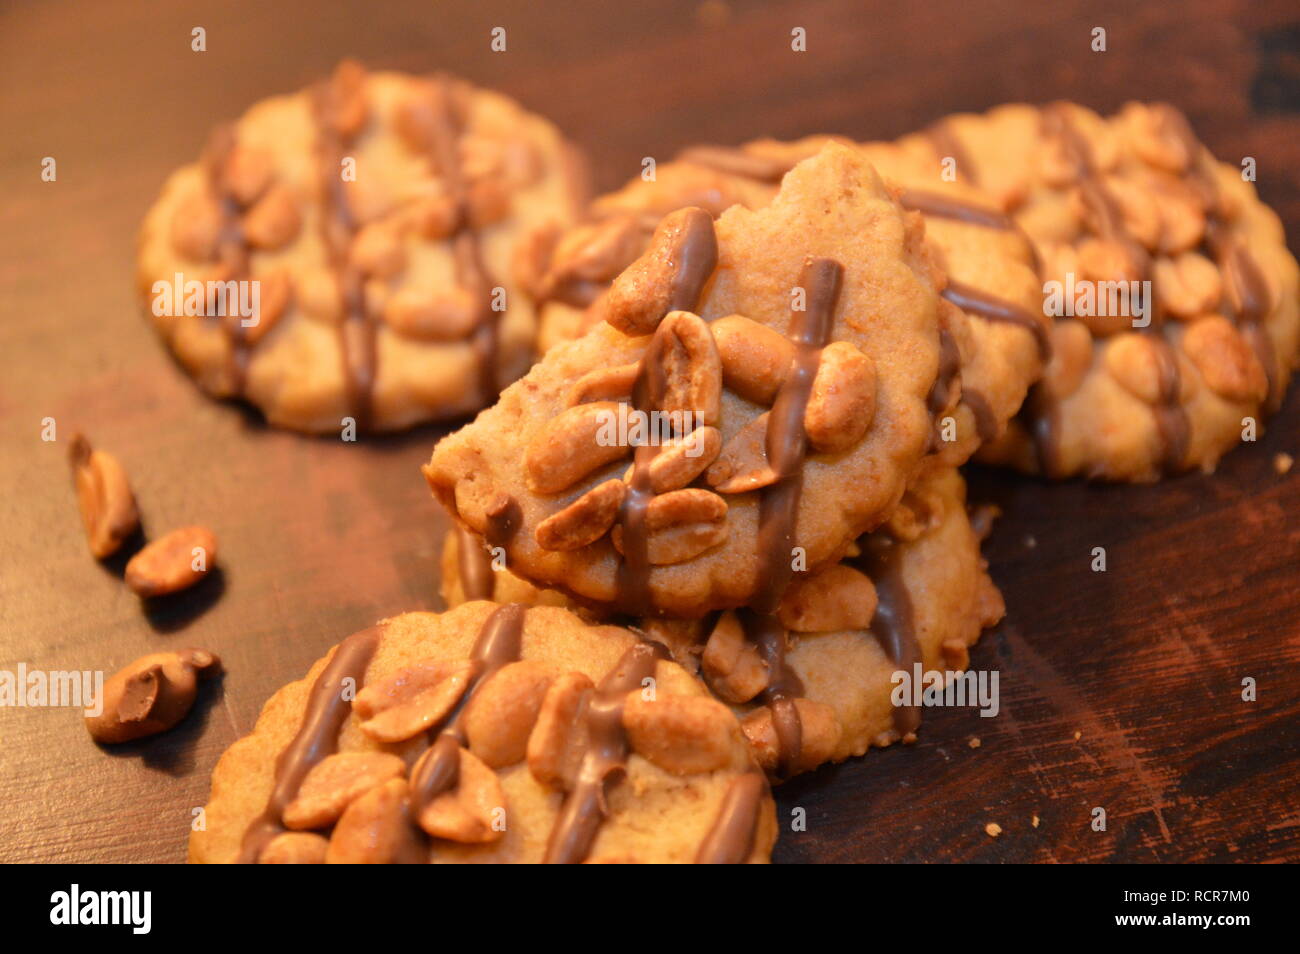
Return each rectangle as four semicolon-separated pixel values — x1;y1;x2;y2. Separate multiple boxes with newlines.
913;102;1300;480
424;143;952;617
138;61;587;433
527;136;1047;465
191;602;775;863
441;468;1005;779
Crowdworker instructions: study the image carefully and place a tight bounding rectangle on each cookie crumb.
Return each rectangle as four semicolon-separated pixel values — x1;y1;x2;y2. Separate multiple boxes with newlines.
1073;730;1082;741
1031;814;1040;828
985;822;1002;838
1024;535;1037;549
1275;452;1294;475
968;737;981;749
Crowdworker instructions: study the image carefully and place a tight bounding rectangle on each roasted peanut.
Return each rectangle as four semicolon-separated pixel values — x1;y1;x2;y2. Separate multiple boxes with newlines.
1040;319;1094;400
1154;251;1221;320
245;268;292;346
711;314;794;404
525;401;631;495
221;145;275;208
628;427;722;493
85;648;221;744
657;310;723;425
169;191;224;262
549;215;644;286
282;752;407;830
1104;334;1166;405
526;671;594;789
463;660;557;767
326;778;424;864
804;341;876;453
622;692;737;774
124;525;218;597
416;746;506;843
535;479;625;551
350;222;407;279
354;660;474;743
706;413;778;493
778;564;878;633
1181;315;1268;403
382;285;480;341
68;435;140;559
323;59;369;139
241;184;301;251
611;488;728;565
603;208;717;336
701;612;768;704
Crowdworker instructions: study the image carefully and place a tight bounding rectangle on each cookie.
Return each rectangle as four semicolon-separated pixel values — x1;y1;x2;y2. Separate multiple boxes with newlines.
191;602;775;863
530;136;1048;465
441;467;1005;779
138;61;588;433
913;101;1300;480
425;143;953;617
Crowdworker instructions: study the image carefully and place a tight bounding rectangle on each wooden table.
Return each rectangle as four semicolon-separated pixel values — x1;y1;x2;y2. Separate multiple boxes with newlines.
1;0;1296;864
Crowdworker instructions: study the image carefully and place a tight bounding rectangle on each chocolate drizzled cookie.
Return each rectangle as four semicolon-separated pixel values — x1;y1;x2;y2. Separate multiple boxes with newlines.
194;603;775;864
138;61;589;433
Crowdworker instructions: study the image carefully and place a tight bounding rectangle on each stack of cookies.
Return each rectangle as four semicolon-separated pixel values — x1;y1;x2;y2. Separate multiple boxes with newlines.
150;64;1296;863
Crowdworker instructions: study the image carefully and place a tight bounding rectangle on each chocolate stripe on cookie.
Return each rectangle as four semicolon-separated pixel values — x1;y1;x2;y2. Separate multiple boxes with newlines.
1040;103;1190;473
425;76;505;404
237;625;383;863
615;208;718;615
312;77;377;430
696;770;766;863
203;127;254;394
544;640;666;863
854;535;923;737
407;603;527;816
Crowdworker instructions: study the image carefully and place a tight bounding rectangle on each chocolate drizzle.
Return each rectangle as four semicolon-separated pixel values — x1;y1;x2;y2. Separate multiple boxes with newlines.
237;625;382;863
614;209;718;615
695;770;766;863
204;128;253;394
898;188;1014;231
407;603;527;816
544;641;666;863
943;280;1051;360
456;525;496;601
426;77;505;404
312;84;377;429
855;536;922;737
1037;103;1194;473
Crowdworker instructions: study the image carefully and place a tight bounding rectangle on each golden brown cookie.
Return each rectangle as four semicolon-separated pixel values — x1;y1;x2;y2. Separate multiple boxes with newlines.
912;101;1300;480
425;143;953;618
441;467;1004;780
192;603;775;863
138;61;588;433
528;136;1047;465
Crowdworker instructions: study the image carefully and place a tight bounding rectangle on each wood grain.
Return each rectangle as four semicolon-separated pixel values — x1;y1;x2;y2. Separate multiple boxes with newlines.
0;0;1296;863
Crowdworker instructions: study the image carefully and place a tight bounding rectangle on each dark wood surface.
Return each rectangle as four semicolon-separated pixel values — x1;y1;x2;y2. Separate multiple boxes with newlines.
1;0;1297;864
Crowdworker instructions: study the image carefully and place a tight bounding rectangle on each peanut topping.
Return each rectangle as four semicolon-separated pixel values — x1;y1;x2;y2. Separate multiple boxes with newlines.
525;401;631;495
463;660;557;767
1181;315;1268;403
124;525;218;597
526;671;595;789
354;660;474;744
282;752;407;830
416;746;506;843
701;612;769;704
777;564;878;633
535;479;626;551
622;691;738;775
326;778;423;864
